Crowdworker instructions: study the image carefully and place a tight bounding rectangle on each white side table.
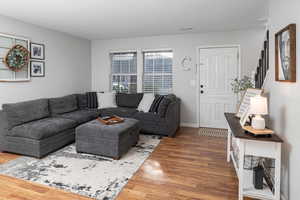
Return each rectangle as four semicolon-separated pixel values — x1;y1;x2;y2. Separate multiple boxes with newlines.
225;113;283;200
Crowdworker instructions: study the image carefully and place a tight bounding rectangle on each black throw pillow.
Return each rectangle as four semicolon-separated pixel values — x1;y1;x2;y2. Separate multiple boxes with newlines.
86;92;98;109
149;95;165;113
116;93;144;108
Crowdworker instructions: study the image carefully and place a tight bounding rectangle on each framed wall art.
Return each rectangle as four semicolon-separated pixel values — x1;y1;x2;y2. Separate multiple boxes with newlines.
30;61;45;77
0;33;30;82
30;42;45;60
275;24;296;82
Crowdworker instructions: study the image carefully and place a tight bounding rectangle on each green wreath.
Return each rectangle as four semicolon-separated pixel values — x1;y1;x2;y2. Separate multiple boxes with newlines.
4;44;29;72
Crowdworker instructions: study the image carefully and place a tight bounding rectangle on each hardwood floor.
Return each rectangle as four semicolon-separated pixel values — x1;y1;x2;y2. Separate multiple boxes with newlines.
0;127;253;200
0;174;91;200
117;127;245;200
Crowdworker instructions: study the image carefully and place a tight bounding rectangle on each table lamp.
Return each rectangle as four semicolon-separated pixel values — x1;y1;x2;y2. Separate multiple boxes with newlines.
250;95;268;130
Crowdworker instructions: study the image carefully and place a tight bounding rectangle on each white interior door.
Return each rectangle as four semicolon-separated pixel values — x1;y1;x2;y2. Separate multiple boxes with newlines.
198;47;239;128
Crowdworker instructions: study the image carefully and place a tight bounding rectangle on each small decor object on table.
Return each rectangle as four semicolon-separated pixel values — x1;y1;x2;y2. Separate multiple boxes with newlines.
249;95;268;130
235;88;263;118
98;115;124;125
30;42;45;60
4;44;30;72
231;76;255;114
275;24;296;82
239;106;250;126
30;61;45;77
242;126;274;136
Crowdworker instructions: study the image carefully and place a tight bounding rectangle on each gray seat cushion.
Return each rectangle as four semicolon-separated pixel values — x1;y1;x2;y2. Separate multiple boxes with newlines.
100;107;138;118
2;99;50;129
133;112;162;123
49;94;78;115
10;117;77;140
58;109;99;124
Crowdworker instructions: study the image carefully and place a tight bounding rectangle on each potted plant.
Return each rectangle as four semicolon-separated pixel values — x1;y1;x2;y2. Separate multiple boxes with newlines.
231;76;254;107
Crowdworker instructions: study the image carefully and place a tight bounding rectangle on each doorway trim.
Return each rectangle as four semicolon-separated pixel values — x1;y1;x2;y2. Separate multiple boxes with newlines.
196;45;241;128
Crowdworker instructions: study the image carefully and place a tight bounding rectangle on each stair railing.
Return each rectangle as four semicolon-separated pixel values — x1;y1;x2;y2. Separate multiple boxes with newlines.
255;30;269;89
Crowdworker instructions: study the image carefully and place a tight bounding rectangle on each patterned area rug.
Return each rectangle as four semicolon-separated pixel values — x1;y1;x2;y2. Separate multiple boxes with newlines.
0;135;161;200
198;127;227;138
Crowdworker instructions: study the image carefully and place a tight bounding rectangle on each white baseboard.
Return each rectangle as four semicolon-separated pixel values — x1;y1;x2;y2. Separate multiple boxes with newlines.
180;122;198;128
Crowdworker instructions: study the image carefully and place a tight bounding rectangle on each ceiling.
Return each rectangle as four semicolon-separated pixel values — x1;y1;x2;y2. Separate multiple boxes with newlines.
0;0;268;40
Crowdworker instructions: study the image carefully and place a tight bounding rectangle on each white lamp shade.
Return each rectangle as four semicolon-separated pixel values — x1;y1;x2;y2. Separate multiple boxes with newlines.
250;95;268;115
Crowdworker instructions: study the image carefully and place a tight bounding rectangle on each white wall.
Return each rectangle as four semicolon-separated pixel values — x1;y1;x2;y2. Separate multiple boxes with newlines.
91;29;265;125
264;0;300;199
0;15;91;107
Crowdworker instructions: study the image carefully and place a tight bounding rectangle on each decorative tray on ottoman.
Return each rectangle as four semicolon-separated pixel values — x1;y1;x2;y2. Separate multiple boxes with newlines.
97;115;124;125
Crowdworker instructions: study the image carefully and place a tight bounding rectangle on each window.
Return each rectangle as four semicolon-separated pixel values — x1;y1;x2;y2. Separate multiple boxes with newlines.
111;52;137;93
143;51;173;94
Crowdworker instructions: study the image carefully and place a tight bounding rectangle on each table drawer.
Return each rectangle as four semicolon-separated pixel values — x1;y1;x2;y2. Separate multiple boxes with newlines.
244;140;278;158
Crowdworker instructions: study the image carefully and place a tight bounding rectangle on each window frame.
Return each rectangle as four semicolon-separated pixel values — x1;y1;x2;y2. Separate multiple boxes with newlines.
110;51;138;93
142;50;173;94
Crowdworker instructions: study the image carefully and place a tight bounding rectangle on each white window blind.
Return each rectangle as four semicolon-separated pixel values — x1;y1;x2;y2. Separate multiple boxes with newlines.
110;52;137;93
143;51;173;94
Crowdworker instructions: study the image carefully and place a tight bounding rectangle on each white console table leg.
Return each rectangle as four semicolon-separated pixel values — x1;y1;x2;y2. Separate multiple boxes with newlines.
227;126;231;162
274;143;281;200
238;140;245;200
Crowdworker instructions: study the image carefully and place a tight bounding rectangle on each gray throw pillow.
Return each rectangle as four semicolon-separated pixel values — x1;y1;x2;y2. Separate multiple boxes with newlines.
77;93;88;109
166;94;177;101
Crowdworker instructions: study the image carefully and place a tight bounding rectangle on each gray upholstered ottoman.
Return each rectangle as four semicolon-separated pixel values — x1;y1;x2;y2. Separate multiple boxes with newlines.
75;118;140;159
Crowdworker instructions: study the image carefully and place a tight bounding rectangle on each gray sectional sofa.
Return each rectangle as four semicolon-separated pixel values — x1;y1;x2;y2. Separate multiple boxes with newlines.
0;93;180;158
0;95;99;158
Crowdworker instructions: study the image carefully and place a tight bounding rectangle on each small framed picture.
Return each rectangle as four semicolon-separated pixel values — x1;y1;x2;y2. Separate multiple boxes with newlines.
30;61;45;77
240;106;250;127
30;42;45;60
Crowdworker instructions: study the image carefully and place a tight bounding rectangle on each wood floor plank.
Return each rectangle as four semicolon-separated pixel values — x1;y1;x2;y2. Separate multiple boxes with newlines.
0;127;255;200
0;152;20;164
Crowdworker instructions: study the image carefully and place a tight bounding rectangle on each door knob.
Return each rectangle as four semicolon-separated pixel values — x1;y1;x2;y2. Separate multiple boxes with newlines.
200;85;204;88
200;90;204;94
